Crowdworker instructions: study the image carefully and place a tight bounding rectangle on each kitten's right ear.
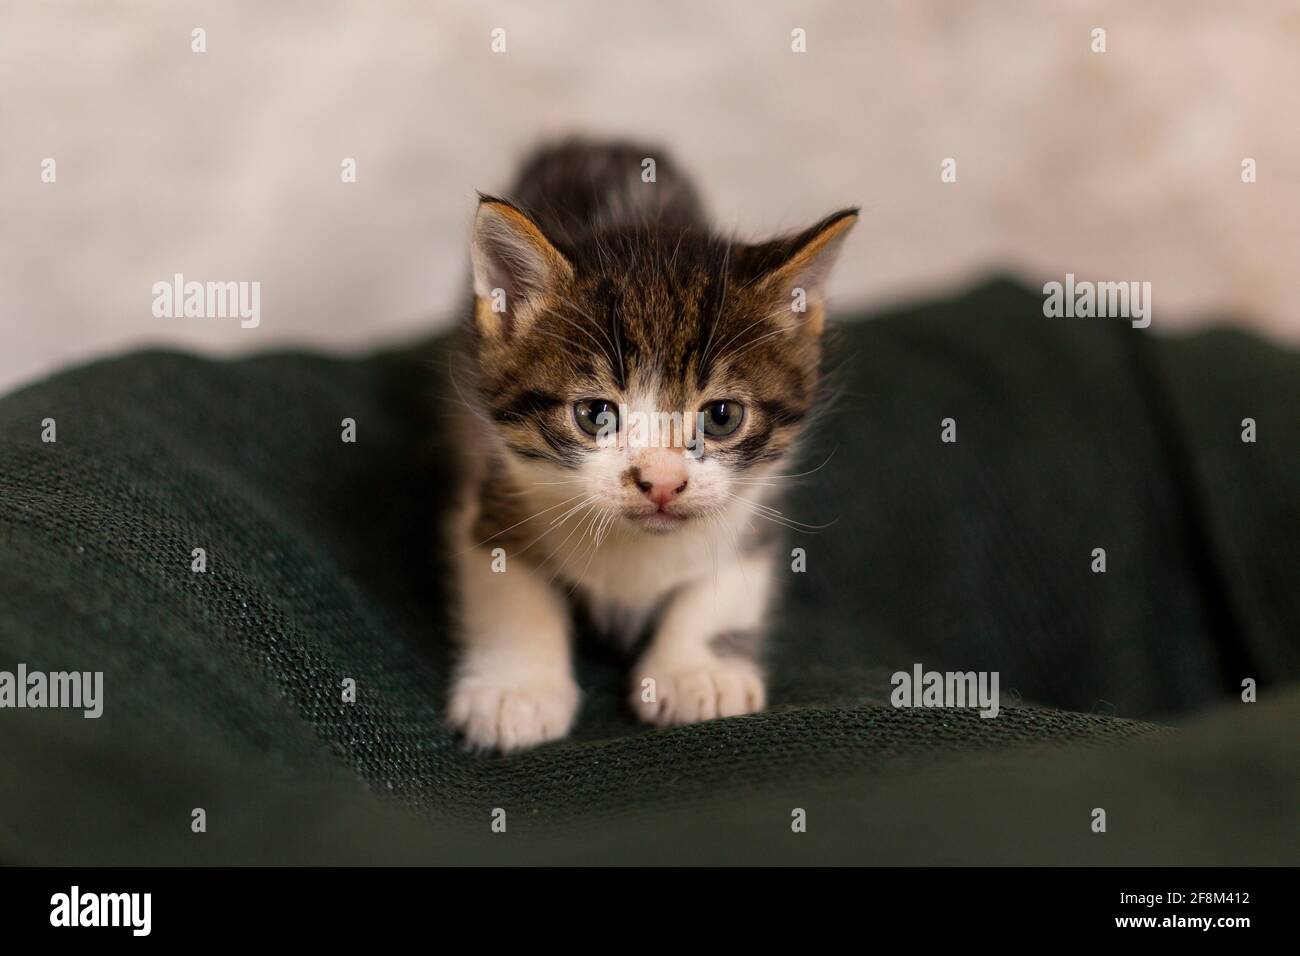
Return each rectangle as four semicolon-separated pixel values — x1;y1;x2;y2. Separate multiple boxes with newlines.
470;196;572;337
748;208;858;336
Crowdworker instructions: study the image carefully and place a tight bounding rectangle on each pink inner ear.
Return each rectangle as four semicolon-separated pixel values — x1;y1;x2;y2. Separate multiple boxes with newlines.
471;202;573;337
475;200;567;281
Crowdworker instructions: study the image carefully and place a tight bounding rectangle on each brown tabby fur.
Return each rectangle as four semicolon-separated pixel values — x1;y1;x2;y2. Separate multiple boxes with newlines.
454;139;856;569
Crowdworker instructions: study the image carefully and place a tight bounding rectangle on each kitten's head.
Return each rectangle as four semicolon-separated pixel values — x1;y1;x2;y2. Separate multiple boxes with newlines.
465;196;856;534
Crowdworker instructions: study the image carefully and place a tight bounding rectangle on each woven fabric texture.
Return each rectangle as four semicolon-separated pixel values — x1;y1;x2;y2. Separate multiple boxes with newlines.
1;278;1296;863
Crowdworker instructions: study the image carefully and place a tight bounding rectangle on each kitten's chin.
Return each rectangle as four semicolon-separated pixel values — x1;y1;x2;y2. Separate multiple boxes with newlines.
628;511;689;534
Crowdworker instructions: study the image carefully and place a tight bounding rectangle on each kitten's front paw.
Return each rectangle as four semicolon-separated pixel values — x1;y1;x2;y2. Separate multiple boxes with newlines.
630;658;766;727
446;675;579;752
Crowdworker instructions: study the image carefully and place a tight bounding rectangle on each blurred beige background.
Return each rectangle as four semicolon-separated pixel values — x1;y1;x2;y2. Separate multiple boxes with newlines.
3;0;1299;395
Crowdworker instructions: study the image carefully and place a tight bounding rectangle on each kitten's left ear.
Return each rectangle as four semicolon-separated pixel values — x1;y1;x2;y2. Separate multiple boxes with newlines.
749;208;858;335
470;195;573;338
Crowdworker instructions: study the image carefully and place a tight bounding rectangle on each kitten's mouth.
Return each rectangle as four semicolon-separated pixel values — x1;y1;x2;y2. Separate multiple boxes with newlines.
630;509;688;533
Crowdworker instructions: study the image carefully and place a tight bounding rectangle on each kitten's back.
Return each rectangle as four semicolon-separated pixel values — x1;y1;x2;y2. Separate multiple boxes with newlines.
506;139;706;248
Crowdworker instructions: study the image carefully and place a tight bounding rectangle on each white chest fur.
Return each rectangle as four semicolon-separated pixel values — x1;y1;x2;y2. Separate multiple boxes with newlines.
547;501;752;640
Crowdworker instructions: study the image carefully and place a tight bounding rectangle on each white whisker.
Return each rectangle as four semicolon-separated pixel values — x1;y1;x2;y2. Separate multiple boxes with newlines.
457;490;590;554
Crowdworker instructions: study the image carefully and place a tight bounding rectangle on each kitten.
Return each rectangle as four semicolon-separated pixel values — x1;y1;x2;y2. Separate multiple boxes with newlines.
446;139;856;751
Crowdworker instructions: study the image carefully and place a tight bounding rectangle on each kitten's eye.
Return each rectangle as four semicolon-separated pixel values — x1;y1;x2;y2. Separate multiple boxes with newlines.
701;400;745;437
574;398;618;437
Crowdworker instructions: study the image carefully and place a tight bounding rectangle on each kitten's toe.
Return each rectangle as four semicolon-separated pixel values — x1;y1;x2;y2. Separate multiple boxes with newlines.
446;676;579;752
630;659;766;727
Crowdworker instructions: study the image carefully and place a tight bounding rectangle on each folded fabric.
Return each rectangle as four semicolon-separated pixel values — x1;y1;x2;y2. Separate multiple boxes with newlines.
1;277;1295;863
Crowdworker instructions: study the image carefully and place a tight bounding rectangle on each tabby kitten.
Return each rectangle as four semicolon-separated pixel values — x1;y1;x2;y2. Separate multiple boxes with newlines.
447;140;855;751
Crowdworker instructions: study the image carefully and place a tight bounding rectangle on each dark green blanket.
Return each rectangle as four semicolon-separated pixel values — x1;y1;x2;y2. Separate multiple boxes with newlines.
1;279;1296;864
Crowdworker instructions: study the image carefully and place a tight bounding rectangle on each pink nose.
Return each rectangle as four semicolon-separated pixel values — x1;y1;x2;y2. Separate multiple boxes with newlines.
632;461;688;509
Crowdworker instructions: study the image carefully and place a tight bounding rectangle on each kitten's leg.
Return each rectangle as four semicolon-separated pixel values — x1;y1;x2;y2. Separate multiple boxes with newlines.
447;546;579;751
630;549;775;726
